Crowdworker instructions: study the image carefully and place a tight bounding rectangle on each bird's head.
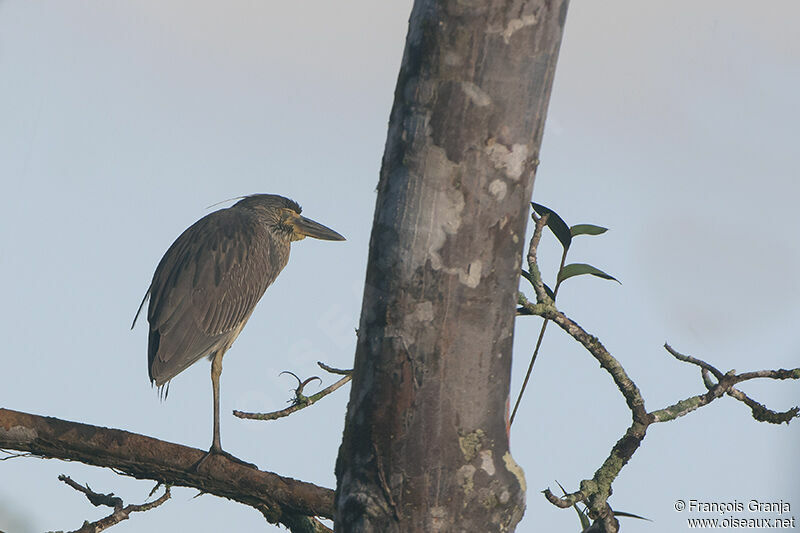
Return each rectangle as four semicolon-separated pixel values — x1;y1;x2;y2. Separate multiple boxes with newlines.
235;194;346;242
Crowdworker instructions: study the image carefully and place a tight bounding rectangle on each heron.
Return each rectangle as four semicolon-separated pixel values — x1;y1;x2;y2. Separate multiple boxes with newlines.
132;194;344;459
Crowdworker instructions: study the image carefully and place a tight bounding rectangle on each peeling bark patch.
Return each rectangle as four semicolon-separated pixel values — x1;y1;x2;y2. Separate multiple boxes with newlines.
461;82;491;107
444;50;462;66
427;184;465;270
411;301;434;322
457;464;476;498
486;141;528;180
502;452;526;492
429;77;495;162
479;449;495;475
425;146;464;236
422;161;486;288
0;425;37;442
489;179;507;200
460;260;482;288
502;14;538;44
429;506;448;532
459;429;485;462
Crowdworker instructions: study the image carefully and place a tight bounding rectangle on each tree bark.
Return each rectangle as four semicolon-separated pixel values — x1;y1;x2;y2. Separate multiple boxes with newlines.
335;1;568;531
0;408;333;528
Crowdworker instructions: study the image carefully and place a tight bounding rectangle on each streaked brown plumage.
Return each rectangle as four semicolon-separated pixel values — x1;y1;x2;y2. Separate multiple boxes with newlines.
132;194;344;455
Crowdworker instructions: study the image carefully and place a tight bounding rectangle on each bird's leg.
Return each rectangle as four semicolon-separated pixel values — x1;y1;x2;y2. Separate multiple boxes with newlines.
211;350;224;454
192;351;256;471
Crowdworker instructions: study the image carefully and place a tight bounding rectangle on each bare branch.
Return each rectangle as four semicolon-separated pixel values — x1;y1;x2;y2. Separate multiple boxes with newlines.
652;362;800;424
0;408;334;529
58;475;170;533
511;211;570;426
520;219;799;533
59;474;124;509
526;211;553;305
663;343;724;379
726;387;800;424
317;362;353;375
650;391;721;423
542;488;585;508
518;296;649;424
233;374;352;421
734;368;800;381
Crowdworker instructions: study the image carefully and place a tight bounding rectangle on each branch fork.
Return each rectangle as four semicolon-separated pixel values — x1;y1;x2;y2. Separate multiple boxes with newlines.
516;205;800;533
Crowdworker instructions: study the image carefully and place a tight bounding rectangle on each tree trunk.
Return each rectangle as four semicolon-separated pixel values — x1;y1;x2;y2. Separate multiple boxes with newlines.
335;1;568;531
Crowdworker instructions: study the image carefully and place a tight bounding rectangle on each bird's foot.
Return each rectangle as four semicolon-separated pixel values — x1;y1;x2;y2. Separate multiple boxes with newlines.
192;446;258;471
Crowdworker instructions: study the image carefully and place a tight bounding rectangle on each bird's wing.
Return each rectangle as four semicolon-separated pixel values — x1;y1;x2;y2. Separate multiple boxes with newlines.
146;209;286;384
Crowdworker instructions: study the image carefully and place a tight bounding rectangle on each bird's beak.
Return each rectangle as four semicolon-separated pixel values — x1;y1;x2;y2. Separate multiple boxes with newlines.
292;215;346;241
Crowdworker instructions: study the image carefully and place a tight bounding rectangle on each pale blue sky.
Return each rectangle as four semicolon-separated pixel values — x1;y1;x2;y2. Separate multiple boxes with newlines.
1;2;797;532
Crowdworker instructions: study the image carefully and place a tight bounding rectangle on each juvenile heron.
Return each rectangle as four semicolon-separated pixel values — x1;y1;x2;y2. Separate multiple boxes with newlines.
132;194;344;457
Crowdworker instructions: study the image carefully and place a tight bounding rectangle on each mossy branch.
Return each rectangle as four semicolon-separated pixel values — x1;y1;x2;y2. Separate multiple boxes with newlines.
517;217;800;533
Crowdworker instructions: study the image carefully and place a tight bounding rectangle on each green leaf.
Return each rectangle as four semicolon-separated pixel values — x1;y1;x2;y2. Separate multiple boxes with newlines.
570;224;608;237
575;507;591;530
613;510;652;522
557;263;620;284
531;202;572;250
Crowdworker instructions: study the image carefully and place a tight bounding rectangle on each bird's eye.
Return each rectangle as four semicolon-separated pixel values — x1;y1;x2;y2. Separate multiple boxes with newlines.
278;210;299;235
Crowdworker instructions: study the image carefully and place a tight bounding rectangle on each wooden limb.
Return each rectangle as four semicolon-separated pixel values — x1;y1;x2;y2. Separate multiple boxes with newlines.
0;408;334;529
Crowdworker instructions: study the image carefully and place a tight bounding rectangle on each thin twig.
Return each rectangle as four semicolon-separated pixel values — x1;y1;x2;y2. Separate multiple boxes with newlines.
510;213;552;426
542;488;585;508
59;475;123;509
526;212;552;305
734;368;800;381
233;374;352;421
317;362;353;375
0;449;31;460
658;345;800;424
726;387;800;424
58;475;170;533
508;212;568;426
663;343;724;379
524;300;649;422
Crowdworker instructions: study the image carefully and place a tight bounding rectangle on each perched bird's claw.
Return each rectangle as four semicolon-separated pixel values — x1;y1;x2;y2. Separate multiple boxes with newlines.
192;447;258;472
